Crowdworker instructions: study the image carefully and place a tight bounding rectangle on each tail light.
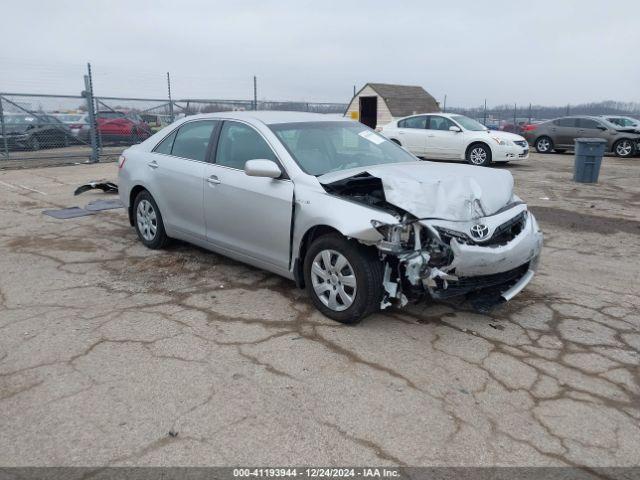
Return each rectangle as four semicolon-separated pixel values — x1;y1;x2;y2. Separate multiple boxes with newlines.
118;155;126;169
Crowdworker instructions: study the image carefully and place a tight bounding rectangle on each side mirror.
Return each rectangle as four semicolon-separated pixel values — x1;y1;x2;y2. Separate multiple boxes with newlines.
244;159;282;179
449;125;462;132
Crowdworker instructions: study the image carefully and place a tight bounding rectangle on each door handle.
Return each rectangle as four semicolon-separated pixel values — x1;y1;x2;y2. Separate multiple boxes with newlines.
207;175;221;185
147;160;159;169
398;131;405;135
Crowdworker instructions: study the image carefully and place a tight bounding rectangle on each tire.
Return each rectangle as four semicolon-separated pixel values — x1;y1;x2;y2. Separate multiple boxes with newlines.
613;139;634;158
466;143;492;166
535;136;553;153
303;233;383;324
28;136;40;151
554;148;567;154
133;190;170;249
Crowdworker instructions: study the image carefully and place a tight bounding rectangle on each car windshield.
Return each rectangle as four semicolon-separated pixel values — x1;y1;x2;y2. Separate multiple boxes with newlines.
270;121;416;176
99;112;125;119
4;115;36;125
608;117;637;127
450;115;487;131
58;114;83;122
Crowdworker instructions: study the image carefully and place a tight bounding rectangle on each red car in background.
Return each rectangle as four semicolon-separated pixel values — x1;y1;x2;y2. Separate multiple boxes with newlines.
97;111;152;144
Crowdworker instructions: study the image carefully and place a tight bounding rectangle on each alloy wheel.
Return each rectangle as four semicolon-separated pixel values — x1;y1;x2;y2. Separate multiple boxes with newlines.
616;140;632;157
310;249;357;312
469;147;487;165
537;138;550;152
136;199;158;241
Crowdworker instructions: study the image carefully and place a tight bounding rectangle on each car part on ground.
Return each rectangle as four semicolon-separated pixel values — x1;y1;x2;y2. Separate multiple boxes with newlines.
119;111;542;324
74;180;119;196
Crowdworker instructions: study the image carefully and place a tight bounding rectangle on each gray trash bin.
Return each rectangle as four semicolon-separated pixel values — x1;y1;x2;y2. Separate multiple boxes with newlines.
573;138;607;183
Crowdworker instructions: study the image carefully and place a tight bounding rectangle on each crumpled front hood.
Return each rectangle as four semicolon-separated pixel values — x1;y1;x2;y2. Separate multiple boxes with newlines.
319;161;514;221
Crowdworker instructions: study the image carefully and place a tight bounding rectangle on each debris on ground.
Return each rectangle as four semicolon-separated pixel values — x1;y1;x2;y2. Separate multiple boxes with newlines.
74;180;118;196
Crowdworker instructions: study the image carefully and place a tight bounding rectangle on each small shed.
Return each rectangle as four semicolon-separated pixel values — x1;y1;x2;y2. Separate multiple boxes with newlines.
345;83;440;129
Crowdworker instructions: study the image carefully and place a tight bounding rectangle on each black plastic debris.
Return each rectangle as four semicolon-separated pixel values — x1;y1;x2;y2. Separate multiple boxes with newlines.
74;180;118;196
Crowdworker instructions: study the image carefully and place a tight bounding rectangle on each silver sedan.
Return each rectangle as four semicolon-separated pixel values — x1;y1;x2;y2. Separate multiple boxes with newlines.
118;111;542;323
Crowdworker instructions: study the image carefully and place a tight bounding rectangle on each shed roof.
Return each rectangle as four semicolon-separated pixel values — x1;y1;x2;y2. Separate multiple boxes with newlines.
364;83;440;117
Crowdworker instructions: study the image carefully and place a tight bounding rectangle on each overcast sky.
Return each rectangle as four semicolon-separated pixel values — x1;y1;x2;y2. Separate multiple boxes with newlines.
1;0;638;107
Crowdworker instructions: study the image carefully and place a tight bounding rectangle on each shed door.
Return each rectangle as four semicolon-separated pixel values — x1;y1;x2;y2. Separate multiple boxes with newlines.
359;96;378;129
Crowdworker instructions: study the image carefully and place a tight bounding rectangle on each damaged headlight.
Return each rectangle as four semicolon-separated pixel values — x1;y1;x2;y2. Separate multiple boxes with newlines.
371;220;413;253
491;136;512;146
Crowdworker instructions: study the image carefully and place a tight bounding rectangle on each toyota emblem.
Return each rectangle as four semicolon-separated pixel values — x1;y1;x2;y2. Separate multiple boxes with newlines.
470;224;490;240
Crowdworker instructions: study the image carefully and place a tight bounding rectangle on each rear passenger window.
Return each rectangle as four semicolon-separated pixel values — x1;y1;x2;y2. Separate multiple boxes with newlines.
215;121;277;170
170;121;217;161
398;116;427;129
154;130;177;154
554;118;577;127
578;118;600;129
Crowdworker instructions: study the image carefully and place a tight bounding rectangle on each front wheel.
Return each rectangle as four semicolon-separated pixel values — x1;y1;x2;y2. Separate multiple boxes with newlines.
133;190;170;249
466;144;492;166
28;136;41;151
613;139;634;158
303;233;383;324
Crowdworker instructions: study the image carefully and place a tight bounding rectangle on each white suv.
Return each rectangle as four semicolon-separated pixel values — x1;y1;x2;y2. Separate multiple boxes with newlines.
381;113;529;166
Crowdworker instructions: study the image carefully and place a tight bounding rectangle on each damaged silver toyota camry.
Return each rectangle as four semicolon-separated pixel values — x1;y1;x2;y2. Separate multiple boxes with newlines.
119;111;543;323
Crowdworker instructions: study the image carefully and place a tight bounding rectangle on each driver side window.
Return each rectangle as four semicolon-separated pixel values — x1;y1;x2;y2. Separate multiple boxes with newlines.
427;116;455;131
215;121;277;170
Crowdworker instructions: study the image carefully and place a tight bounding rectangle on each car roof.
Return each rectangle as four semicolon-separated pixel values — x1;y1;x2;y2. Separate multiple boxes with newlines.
184;110;349;125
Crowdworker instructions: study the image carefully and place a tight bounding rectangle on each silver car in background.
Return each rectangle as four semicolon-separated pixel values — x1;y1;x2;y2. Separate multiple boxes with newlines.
118;112;543;323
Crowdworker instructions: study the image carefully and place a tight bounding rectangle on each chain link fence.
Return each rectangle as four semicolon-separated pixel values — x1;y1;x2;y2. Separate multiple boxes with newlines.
0;65;348;165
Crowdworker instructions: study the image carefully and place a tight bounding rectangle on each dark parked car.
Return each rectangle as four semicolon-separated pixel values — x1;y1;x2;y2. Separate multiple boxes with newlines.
0;114;72;151
524;116;640;158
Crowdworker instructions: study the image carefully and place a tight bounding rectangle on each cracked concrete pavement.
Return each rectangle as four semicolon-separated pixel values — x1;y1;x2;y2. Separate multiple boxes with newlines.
0;153;638;467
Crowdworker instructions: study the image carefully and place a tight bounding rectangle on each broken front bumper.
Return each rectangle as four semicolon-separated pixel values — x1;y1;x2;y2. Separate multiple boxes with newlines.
425;209;542;301
377;206;543;308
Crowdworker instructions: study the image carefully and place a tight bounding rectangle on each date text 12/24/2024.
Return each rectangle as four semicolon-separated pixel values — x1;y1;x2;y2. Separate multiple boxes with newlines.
233;469;401;478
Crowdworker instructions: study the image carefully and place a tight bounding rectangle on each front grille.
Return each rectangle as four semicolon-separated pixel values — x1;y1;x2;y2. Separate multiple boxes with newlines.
434;212;527;247
432;263;530;298
513;140;528;148
484;211;526;246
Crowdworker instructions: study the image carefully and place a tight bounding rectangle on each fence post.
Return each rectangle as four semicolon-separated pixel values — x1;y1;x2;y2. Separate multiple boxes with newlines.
84;63;99;163
167;72;174;122
253;76;258;111
0;96;8;159
483;99;487;126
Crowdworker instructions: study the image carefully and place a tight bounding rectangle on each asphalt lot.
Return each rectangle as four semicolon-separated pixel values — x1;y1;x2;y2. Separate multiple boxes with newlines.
0;152;638;467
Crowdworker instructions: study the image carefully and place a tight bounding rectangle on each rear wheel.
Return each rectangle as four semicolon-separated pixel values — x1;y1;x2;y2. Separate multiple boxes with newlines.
535;136;553;153
466;143;492;166
613;139;634;158
303;233;383;324
133;190;169;249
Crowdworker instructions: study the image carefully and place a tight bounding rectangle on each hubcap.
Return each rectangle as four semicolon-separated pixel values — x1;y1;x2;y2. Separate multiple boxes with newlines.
469;147;487;164
136;199;158;241
537;139;549;152
617;141;632;156
310;249;357;312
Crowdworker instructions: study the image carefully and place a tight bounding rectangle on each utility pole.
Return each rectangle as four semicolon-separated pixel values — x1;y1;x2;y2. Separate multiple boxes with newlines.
528;103;532;124
167;72;174;122
443;94;447;113
253;76;258;111
513;103;517;128
353;85;356;97
84;63;99;163
566;104;570;116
